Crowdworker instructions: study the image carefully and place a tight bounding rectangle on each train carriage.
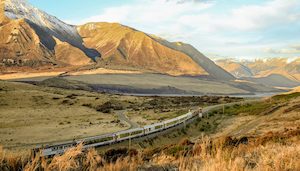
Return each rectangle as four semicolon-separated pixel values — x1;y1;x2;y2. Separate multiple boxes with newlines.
163;117;180;129
115;128;144;141
40;142;78;156
144;122;164;134
82;133;116;148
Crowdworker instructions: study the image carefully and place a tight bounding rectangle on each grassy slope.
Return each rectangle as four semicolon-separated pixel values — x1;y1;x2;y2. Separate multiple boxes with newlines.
0;80;242;150
0;81;134;149
0;92;299;171
103;91;299;151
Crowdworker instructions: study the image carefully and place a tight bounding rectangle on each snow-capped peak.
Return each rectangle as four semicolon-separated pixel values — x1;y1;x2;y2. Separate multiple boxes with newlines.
3;0;100;59
4;0;80;43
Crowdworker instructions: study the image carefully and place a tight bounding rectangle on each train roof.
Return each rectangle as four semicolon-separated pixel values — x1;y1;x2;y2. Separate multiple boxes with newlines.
115;127;144;135
143;122;164;129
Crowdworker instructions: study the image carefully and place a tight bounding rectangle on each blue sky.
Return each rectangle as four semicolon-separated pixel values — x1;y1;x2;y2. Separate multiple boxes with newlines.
28;0;300;59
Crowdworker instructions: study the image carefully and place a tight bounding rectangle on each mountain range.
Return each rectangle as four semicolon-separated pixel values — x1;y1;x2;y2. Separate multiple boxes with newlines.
0;0;298;93
0;0;233;80
216;58;300;88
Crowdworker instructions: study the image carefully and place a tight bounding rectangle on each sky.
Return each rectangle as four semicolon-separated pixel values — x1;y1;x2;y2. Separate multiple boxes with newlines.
28;0;300;60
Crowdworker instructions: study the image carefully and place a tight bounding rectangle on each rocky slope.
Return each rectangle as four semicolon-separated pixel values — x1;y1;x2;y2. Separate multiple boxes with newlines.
0;0;235;80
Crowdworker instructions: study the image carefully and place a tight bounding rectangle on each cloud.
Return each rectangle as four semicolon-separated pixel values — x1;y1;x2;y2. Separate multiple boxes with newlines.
177;0;300;32
264;44;300;55
80;0;214;25
78;0;300;34
75;0;300;58
167;0;213;4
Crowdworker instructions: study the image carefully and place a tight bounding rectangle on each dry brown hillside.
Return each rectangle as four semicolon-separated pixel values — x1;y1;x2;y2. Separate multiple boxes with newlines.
78;23;207;76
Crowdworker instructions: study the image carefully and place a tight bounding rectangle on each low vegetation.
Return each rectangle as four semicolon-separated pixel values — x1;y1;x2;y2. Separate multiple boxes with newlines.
209;101;273;117
272;92;300;101
0;128;299;171
0;80;242;149
1;81;299;170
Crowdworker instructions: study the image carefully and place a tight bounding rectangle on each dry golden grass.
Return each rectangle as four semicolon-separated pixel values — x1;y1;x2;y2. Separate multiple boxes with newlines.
0;81;133;149
1;129;299;171
0;72;64;80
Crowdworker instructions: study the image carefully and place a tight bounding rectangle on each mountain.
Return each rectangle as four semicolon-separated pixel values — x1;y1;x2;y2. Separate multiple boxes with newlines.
242;58;300;82
0;0;234;80
215;58;300;88
292;86;300;93
0;0;99;67
77;22;207;76
215;59;253;78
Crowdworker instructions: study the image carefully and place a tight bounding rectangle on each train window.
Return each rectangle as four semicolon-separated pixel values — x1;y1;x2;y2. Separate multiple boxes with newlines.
85;136;114;145
166;120;178;126
155;125;163;129
119;132;130;138
131;130;143;135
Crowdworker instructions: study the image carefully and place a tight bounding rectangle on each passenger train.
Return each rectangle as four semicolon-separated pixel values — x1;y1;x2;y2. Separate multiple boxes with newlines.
36;108;203;157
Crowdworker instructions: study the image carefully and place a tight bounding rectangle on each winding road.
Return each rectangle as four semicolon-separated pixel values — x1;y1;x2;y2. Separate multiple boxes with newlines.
115;110;140;129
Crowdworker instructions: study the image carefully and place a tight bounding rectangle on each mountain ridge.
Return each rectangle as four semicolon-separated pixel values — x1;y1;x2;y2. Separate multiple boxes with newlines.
0;0;235;80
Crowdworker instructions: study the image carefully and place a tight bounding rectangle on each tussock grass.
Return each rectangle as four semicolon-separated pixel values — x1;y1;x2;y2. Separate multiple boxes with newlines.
0;129;299;171
272;92;300;101
210;101;273;117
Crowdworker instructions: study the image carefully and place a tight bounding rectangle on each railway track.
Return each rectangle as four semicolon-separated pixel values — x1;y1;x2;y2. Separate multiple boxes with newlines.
34;99;261;157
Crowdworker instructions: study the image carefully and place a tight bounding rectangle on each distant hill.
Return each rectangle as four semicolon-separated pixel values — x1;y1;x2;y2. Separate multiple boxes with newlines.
216;59;253;78
215;58;300;88
290;86;300;93
243;58;300;81
242;74;300;88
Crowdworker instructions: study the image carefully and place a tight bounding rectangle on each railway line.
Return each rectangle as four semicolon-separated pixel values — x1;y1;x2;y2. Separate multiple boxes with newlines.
34;99;260;157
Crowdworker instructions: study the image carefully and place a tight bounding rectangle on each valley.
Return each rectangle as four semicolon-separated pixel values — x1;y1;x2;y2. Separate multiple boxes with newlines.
5;73;283;97
0;80;242;150
0;0;299;170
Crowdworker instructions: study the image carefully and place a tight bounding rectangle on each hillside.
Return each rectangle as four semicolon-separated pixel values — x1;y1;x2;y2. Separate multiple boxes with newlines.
151;39;235;80
77;23;207;76
1;85;299;170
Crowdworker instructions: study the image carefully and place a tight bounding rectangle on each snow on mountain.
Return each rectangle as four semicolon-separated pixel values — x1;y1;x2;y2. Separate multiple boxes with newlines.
4;0;100;59
4;0;81;42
